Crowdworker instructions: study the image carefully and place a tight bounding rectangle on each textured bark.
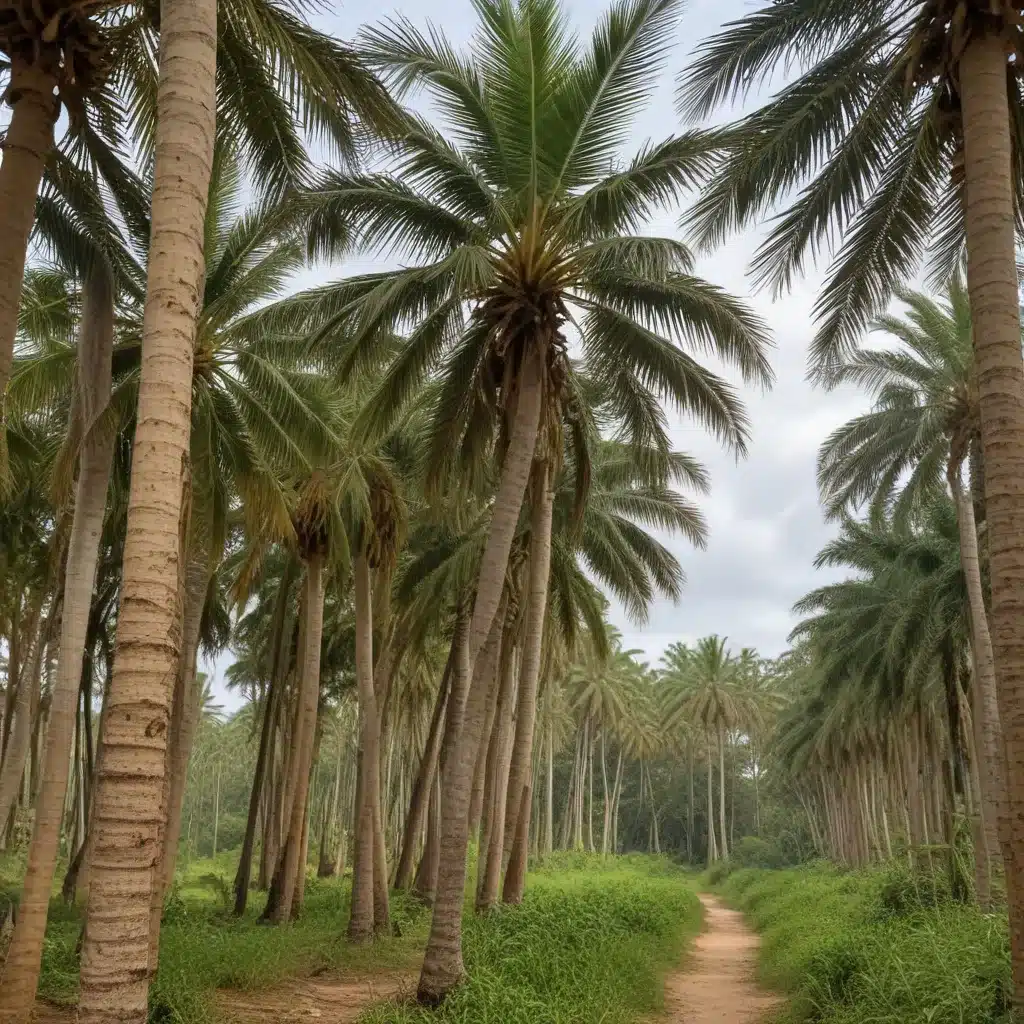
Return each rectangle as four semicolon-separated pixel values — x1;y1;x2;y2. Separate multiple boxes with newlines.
0;57;57;405
502;469;554;902
413;775;441;902
0;267;115;1023
77;0;216;1015
348;554;379;942
274;555;323;923
960;32;1024;1006
717;723;728;861
418;608;504;1003
465;349;543;674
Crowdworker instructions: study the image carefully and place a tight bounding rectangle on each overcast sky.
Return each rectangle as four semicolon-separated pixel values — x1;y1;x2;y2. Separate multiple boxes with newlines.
208;0;877;707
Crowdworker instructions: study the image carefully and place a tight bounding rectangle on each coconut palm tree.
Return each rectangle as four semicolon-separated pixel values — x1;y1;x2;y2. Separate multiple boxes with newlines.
680;6;1024;983
294;0;770;997
74;0;217;1018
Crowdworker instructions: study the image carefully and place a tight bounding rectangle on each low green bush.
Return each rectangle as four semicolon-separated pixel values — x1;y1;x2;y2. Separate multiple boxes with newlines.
718;862;1012;1024
361;862;701;1024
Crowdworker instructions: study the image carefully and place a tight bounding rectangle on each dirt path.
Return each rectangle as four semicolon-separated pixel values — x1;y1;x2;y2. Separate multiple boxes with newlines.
664;894;782;1024
215;972;415;1024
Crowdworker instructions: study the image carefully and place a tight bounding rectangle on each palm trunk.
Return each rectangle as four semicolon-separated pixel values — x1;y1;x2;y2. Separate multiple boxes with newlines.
478;634;517;912
501;466;553;890
543;726;554;857
706;740;717;863
960;31;1024;1007
77;0;216;1013
0;57;58;407
394;653;451;891
718;722;728;861
348;553;380;942
417;605;504;1004
1;267;115;1024
234;559;295;914
0;601;44;838
274;555;323;922
465;348;543;675
159;557;210;892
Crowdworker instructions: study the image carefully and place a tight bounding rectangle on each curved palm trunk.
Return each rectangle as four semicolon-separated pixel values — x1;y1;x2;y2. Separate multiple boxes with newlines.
0;268;115;1024
348;553;379;942
234;559;295;914
960;33;1024;1004
502;466;554;903
0;57;58;408
465;348;543;673
273;555;323;923
77;0;216;1014
417;606;504;1004
394;658;451;891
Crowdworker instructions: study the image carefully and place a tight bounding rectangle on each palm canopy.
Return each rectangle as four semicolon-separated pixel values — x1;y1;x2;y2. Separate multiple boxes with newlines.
676;0;1024;381
289;0;772;485
817;280;978;524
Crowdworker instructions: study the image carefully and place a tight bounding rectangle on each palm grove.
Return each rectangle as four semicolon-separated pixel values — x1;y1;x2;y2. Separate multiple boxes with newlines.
3;0;1024;1018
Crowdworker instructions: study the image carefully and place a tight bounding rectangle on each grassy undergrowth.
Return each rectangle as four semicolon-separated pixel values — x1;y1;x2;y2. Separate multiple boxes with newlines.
715;862;1011;1024
361;858;701;1024
2;851;698;1024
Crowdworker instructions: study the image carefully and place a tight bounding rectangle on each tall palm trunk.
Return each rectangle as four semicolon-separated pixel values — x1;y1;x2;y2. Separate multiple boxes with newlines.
960;31;1024;1005
394;660;450;891
234;558;295;914
543;726;554;856
465;348;543;674
0;267;115;1023
718;722;728;861
348;553;380;942
953;471;1005;872
77;0;216;1014
502;467;553;902
159;557;209;892
0;599;45;836
478;635;517;912
273;555;323;923
418;606;504;1004
0;57;58;407
706;739;717;863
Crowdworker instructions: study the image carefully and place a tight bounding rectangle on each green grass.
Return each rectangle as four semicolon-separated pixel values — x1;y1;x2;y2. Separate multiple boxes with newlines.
715;862;1012;1024
2;851;699;1024
361;858;701;1024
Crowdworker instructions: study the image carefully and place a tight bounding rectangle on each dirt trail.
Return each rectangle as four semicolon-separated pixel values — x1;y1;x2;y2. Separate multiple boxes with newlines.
215;972;415;1024
664;894;782;1024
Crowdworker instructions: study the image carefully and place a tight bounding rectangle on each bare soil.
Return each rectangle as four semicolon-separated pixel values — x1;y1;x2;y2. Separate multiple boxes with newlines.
215;972;415;1024
663;894;782;1024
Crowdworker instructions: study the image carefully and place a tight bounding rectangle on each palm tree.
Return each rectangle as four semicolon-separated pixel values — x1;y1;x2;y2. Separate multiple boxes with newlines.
815;281;1005;899
680;7;1024;985
75;0;217;1018
296;0;770;998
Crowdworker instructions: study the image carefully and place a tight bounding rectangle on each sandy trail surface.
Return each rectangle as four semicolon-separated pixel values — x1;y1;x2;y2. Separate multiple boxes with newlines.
663;894;782;1024
214;971;415;1024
